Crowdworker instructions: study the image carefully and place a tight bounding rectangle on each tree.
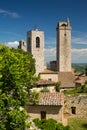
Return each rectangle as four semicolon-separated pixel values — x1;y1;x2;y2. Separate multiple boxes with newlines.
0;44;37;129
85;66;87;76
28;91;39;105
33;118;72;130
55;82;61;92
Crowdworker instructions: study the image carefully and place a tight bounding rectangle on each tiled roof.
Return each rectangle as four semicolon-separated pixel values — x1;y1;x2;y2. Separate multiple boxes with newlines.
39;92;64;106
39;69;58;74
58;72;75;88
75;76;87;84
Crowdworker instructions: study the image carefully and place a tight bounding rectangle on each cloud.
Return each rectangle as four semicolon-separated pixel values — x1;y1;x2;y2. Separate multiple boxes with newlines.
6;41;19;48
44;47;87;63
72;37;87;44
72;31;87;45
72;48;87;54
44;47;56;62
72;48;87;63
0;9;20;18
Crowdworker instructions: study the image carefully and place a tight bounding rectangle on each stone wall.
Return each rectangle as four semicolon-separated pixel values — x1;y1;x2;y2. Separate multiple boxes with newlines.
64;95;87;119
26;105;67;125
39;73;58;82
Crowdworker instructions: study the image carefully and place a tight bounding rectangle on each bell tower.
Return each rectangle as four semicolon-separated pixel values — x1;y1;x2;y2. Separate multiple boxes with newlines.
56;18;71;72
27;29;45;75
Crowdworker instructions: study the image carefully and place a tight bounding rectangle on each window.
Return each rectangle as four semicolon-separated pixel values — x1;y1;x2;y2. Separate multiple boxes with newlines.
61;23;66;27
71;107;76;114
48;78;52;81
41;111;46;119
64;33;66;36
36;37;40;48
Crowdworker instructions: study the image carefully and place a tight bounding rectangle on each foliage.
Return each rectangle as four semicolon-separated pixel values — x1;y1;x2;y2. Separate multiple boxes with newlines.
40;87;50;92
55;82;61;92
68;118;87;130
64;81;87;95
0;44;37;129
28;91;39;105
33;118;72;130
72;63;87;74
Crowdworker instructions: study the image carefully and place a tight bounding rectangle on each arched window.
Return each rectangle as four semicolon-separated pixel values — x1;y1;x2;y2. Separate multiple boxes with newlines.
61;23;67;27
36;37;40;48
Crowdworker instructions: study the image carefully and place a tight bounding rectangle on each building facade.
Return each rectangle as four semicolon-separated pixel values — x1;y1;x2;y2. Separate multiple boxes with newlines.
56;19;71;72
27;29;46;75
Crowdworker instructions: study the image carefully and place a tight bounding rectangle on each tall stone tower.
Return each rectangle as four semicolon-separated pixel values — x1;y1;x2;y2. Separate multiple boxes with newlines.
27;29;45;75
56;18;71;72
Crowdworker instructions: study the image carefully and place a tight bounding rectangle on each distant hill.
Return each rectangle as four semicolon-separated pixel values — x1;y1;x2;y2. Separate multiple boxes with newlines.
47;62;87;74
72;63;87;74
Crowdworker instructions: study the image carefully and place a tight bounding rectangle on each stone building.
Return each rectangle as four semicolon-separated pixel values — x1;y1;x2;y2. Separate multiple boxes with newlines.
56;18;71;72
18;19;75;89
27;29;46;76
18;39;26;51
64;95;87;119
26;92;67;125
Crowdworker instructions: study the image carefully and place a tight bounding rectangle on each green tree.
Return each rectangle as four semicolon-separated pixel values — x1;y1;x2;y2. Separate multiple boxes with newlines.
0;44;37;130
28;91;39;105
33;118;72;130
55;82;61;92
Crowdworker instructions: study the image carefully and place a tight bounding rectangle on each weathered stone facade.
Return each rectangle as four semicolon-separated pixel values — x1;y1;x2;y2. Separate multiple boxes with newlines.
56;19;71;72
27;29;46;76
18;40;27;51
26;92;67;126
27;105;66;124
64;95;87;119
39;71;58;82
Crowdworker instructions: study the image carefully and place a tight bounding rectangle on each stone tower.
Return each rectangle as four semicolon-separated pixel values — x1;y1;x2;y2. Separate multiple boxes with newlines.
56;18;71;72
18;40;27;51
27;29;45;75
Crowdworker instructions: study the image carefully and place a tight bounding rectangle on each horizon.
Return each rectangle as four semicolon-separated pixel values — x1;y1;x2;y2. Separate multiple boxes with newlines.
0;0;87;63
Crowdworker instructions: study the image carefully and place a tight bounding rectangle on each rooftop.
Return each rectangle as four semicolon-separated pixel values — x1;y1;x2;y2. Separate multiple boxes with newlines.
58;72;75;88
39;69;58;74
39;92;64;106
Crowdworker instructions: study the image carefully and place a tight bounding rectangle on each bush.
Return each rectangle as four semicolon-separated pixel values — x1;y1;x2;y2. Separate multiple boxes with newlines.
33;118;72;130
40;87;50;92
55;82;61;92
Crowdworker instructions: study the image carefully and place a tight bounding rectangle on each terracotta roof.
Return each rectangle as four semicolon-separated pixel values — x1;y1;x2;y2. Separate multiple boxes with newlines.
37;79;55;85
39;92;64;106
75;76;87;84
39;69;58;74
58;72;75;88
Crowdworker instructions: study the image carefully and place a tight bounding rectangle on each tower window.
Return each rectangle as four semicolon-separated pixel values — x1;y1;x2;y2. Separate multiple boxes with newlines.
61;23;67;27
36;37;40;48
64;33;66;36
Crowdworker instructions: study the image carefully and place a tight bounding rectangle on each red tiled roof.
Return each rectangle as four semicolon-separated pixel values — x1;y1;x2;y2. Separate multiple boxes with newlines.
39;92;64;106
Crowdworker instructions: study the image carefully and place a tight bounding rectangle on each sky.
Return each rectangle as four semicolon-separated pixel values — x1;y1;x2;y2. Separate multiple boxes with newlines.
0;0;87;63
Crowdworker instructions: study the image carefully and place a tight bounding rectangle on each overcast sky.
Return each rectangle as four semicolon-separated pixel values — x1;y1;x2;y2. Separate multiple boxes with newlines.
0;0;87;63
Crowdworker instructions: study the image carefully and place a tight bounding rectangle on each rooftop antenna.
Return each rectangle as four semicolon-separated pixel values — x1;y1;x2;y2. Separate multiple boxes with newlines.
67;18;70;26
67;18;70;22
34;24;38;30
